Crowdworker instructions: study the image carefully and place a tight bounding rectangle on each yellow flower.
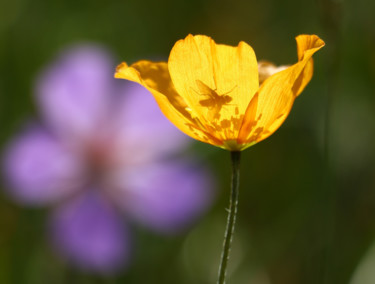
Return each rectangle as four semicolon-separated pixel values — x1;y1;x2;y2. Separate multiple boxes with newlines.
115;34;325;151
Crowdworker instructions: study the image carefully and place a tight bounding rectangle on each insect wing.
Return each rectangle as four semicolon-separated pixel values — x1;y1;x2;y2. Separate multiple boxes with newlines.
196;80;216;97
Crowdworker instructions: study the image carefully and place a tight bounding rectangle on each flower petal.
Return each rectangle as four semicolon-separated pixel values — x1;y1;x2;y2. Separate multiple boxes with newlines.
108;161;214;234
168;34;259;141
2;126;84;205
36;45;114;145
49;192;129;273
258;61;289;85
115;61;222;146
109;81;190;164
238;34;325;145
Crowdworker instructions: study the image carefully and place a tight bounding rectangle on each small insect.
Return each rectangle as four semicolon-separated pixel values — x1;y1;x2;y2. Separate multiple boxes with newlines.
193;80;236;115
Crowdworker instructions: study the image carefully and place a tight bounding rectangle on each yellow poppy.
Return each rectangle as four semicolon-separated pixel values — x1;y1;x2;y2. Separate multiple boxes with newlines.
115;34;325;151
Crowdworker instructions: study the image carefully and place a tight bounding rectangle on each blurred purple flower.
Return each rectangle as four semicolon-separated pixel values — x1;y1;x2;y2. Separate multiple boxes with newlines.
2;45;213;274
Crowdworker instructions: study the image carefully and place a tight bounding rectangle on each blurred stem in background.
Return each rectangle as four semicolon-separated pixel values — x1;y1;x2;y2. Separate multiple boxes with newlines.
316;0;342;282
217;151;241;284
320;0;342;162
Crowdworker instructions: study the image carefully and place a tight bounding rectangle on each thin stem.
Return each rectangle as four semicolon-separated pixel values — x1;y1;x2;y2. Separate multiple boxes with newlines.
217;151;241;284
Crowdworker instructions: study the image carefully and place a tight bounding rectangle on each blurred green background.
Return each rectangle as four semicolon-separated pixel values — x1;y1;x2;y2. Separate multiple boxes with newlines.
1;0;375;283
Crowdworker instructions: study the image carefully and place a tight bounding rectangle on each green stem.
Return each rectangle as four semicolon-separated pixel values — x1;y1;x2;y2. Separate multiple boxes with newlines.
217;151;241;284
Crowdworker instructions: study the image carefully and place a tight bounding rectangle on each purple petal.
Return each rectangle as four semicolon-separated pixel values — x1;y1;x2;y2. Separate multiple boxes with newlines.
35;44;114;145
49;191;129;273
108;82;190;164
2;125;85;205
109;161;214;234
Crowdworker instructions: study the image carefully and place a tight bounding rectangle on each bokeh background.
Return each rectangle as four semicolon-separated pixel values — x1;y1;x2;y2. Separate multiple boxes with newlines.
1;0;375;283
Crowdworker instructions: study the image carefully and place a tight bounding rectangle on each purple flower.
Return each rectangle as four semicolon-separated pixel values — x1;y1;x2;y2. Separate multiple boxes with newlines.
2;45;213;274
